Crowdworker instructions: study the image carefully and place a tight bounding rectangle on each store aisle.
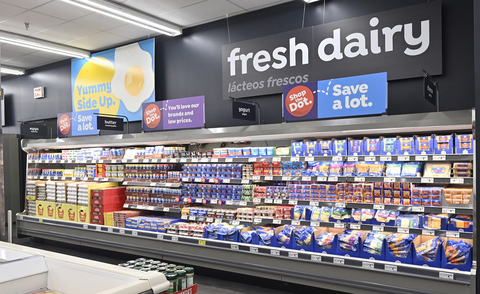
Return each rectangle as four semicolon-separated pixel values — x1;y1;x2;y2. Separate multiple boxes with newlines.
13;234;346;294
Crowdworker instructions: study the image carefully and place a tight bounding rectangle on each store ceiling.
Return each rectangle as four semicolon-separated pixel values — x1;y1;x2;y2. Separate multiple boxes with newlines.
0;0;293;70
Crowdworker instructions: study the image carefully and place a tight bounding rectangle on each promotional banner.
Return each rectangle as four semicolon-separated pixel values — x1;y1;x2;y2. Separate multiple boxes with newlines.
71;39;155;121
142;96;205;132
57;109;99;137
222;1;441;99
20;124;48;139
283;72;387;121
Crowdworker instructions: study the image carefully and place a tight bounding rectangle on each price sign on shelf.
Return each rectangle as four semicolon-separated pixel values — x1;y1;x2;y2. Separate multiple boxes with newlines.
422;230;435;236
253;218;262;223
442;208;456;214
362;261;374;269
397;228;410;234
311;221;320;227
181;215;188;220
272;157;281;162
291;220;301;225
397;155;410;161
333;258;344;265
439;272;454;280
373;204;384;210
335;203;346;208
332;156;342;161
225;158;233;162
273;219;282;224
412;207;425;212
206;218;214;223
290;157;300;162
327;176;338;182
288;252;298;258
421;177;434;183
288;200;298;205
172;236;179;242
384;265;397;272
250;247;258;253
241;179;249;184
252;175;261;180
311;255;321;262
446;231;460;238
354;177;365;182
239;201;247;206
211;158;219;162
282;176;292;181
380;156;392;162
309;201;319;207
372;226;384;232
433;155;446;161
334;223;345;229
271;249;280;256
350;224;361;230
450;178;464;184
274;199;283;204
302;176;311;181
265;199;273;204
231;244;239;250
347;156;358;162
384;177;395;183
415;155;429;161
248;157;257;162
365;156;376;161
265;176;273;181
305;156;314;162
191;158;199;162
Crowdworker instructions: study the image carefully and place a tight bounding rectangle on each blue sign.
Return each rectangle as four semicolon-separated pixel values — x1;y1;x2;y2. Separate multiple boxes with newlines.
58;109;99;137
317;72;387;119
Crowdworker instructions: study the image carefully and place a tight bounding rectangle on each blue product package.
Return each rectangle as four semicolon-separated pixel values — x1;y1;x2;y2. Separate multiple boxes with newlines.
415;135;434;155
333;140;347;156
455;134;474;154
291;141;304;156
266;147;274;156
258;147;267;157
398;137;415;155
348;138;364;156
317;140;333;156
251;148;259;157
304;140;317;156
400;162;424;177
433;134;454;155
364;138;381;156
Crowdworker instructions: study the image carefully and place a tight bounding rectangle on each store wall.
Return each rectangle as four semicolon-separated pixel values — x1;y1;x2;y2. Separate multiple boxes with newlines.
1;0;474;134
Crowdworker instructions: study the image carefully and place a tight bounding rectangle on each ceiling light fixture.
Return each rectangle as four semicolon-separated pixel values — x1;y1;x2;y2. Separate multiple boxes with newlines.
304;0;322;3
62;0;183;36
0;30;90;59
1;65;25;75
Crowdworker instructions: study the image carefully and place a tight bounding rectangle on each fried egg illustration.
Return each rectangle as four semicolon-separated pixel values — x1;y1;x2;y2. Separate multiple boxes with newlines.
111;42;154;112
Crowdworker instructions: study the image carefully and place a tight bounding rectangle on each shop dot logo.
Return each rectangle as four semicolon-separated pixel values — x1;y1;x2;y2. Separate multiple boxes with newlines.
144;103;161;129
59;114;71;135
286;85;314;117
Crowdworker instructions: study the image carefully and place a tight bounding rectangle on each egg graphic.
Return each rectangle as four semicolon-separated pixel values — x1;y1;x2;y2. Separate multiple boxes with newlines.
111;43;154;112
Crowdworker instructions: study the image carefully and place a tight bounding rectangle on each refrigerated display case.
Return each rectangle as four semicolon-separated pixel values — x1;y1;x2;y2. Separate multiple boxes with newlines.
16;109;477;294
0;241;169;294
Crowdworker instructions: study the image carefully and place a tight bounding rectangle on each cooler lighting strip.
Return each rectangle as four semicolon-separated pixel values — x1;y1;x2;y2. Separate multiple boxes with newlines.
0;30;90;59
1;66;25;75
62;0;182;37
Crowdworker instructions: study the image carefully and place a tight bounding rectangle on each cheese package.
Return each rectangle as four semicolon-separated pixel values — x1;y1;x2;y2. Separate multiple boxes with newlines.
455;134;474;154
423;163;451;178
398;137;415;155
433;134;454;154
415;135;434;155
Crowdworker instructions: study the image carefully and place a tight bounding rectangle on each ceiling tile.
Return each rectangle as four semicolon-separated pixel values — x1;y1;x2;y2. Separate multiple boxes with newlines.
160;0;244;26
65;31;129;50
0;0;52;10
3;54;50;68
33;1;92;21
0;11;65;36
227;0;286;10
72;13;128;31
107;24;156;39
122;0;205;16
0;2;26;22
1;43;38;54
31;21;99;43
27;50;70;61
0;49;24;61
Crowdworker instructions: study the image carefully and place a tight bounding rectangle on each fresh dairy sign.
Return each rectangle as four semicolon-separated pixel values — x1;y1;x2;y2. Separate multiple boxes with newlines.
283;72;387;121
222;1;441;99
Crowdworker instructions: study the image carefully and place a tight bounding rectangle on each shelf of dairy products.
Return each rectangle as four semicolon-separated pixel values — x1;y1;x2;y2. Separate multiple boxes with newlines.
27;176;124;182
16;214;475;294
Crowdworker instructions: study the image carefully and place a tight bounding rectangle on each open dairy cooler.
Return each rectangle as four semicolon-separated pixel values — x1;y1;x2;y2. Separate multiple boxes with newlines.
0;242;169;294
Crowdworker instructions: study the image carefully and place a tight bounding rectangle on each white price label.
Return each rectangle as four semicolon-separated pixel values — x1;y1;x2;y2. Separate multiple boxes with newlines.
265;199;273;204
248;157;257;162
231;244;239;250
226;200;233;205
211;158;219;162
291;157;300;162
208;179;215;183
347;156;358;162
223;179;231;183
45;160;50;163
252;175;261;180
350;224;361;230
93;178;99;181
132;231;138;236
170;159;177;163
96;226;102;231
165;183;173;187
373;204;385;210
421;177;434;183
17;215;23;220
291;220;301;225
273;219;282;224
335;203;346;208
384;265;397;272
412;207;425;212
354;177;365;182
60;160;66;163
334;223;346;229
450;178;464;184
288;252;298;258
53;176;59;180
311;255;322;262
119;229;125;234
372;226;384;232
79;160;87;163
302;176;312;181
288;200;298;205
172;236;179;242
83;224;88;229
192;158;199;162
442;208;456;214
282;176;292;181
415;155;429;161
380;156;392;161
332;156;343;161
132;159;139;163
72;177;77;181
333;258;344;265
439;272;454;280
241;180;249;184
107;227;113;233
327;176;338;182
215;219;222;223
265;176;273;181
210;199;217;204
101;178;109;182
274;199;283;204
180;158;187;163
422;230;435;236
397;228;410;234
157;234;164;240
446;231;460;238
362;261;374;269
163;207;170;212
271;249;280;256
206;218;214;223
161;159;168;163
309;201;319;206
317;177;327;182
305;156;314;162
181;215;188;220
194;178;202;182
250;247;258;253
150;183;156;187
98;160;103;163
272;157;282;162
232;220;240;225
225;158;233;162
433;155;446;161
189;216;196;221
365;156;376;161
111;160;118;163
384;177;396;183
239;201;247;206
311;221;320;227
397;156;410;161
254;218;262;223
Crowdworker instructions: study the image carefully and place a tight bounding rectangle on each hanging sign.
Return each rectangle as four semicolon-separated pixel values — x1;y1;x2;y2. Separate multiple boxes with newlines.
232;100;256;121
58;109;99;137
97;116;124;131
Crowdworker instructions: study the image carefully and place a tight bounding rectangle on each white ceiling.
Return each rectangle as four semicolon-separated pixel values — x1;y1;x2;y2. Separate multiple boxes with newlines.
0;0;293;70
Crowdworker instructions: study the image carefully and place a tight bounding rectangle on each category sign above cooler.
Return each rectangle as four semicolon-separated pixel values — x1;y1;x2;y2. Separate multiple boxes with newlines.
57;109;99;137
142;96;205;132
283;72;387;122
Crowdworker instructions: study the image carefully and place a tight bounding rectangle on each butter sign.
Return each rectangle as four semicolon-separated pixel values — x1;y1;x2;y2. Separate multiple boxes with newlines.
317;72;387;119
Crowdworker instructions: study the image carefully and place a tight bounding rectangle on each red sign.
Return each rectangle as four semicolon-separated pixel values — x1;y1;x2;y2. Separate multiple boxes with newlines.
143;103;161;129
173;284;197;294
58;114;71;135
285;85;314;117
